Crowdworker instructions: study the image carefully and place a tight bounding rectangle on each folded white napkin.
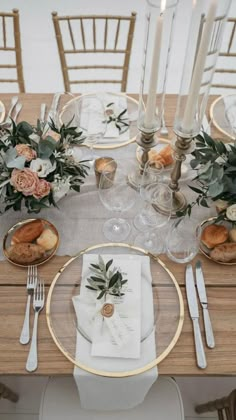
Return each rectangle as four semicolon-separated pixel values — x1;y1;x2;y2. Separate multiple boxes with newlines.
223;95;236;134
73;254;158;411
73;254;142;359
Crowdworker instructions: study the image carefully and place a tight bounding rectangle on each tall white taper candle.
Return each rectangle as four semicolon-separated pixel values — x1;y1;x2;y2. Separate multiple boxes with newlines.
182;0;217;132
144;0;166;129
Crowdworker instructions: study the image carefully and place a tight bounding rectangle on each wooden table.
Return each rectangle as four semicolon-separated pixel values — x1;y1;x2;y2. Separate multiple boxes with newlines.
0;93;235;376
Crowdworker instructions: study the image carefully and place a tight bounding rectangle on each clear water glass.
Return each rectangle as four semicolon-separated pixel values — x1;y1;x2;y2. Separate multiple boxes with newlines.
166;218;201;263
98;159;138;242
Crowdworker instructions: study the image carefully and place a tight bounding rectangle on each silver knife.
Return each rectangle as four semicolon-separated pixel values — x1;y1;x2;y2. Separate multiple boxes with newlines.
186;264;207;369
196;260;215;349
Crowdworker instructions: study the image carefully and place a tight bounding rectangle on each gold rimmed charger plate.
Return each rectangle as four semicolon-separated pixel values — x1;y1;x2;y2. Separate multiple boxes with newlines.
46;242;184;377
0;101;5;124
3;218;59;267
200;216;236;265
59;92;139;150
210;94;236;141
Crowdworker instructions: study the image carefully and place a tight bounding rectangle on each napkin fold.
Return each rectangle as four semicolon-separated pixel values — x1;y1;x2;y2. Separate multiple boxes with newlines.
73;254;158;411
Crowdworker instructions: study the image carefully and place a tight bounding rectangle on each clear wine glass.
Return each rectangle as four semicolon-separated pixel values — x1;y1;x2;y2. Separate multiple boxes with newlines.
76;94;107;165
134;159;172;252
98;159;138;242
134;159;165;232
166;217;201;263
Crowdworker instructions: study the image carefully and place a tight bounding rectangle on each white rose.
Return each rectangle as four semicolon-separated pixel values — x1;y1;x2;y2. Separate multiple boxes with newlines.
30;158;56;178
226;204;236;221
52;179;70;202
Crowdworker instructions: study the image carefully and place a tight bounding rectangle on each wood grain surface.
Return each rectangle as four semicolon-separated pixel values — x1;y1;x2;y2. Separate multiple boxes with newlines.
0;94;235;376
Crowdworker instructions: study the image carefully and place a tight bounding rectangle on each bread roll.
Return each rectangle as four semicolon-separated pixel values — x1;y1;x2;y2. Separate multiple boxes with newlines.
149;144;173;167
11;220;44;245
210;242;236;263
36;229;58;251
7;243;45;264
201;224;228;249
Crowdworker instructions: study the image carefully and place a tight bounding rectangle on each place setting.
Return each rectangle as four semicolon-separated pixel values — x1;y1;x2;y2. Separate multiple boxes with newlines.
1;5;236;418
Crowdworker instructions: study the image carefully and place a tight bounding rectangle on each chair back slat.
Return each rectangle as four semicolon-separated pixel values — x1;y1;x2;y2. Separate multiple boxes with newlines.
114;19;120;50
195;389;236;420
0;9;25;92
80;18;86;50
2;16;6;48
67;19;76;50
52;12;136;92
93;18;96;50
104;18;108;50
227;21;236;53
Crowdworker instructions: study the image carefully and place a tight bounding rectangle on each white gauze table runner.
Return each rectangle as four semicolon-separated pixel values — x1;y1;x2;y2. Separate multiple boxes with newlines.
72;253;158;411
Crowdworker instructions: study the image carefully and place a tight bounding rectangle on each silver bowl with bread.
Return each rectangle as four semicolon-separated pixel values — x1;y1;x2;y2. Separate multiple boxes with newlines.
200;217;236;265
3;218;59;267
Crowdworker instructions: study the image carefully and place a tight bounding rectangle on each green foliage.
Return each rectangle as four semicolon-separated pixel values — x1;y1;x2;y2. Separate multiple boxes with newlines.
85;256;128;300
179;132;236;217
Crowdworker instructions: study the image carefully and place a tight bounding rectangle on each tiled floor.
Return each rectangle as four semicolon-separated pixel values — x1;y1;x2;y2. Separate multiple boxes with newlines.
0;376;235;419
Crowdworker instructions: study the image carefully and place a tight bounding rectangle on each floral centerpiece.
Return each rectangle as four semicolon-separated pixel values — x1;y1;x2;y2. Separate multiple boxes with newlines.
0;119;88;213
180;131;236;219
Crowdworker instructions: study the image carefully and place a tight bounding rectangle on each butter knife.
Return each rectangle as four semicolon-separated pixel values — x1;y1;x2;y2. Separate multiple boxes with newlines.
186;264;207;369
196;260;215;349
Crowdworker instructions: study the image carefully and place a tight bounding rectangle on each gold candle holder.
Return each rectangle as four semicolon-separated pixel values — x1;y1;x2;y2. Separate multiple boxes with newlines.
154;132;195;217
94;157;117;189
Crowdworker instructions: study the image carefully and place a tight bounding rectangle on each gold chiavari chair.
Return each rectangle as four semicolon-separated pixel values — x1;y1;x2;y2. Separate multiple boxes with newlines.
196;14;236;91
52;11;136;92
195;389;236;420
0;9;25;92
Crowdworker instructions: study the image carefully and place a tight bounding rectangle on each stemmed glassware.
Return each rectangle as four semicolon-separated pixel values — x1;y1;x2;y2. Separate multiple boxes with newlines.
76;94;107;165
166;218;201;263
134;159;172;252
98;159;138;242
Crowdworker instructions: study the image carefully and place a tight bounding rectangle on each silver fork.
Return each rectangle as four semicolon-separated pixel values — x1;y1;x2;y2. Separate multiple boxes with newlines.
26;278;45;372
20;266;37;345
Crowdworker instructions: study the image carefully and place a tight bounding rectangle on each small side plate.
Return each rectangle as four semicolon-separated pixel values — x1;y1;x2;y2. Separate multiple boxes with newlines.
3;218;59;267
200;217;236;265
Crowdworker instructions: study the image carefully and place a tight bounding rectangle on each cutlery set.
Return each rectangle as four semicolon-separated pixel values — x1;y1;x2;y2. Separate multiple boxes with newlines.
20;266;45;372
186;260;215;369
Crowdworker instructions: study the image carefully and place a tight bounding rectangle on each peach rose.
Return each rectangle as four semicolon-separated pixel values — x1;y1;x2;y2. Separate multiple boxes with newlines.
15;144;36;162
43;129;61;143
33;179;51;199
10;168;39;196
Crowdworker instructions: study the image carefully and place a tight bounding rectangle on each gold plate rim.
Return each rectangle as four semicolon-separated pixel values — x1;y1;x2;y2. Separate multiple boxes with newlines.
46;242;184;377
59;92;139;150
210;94;235;141
3;218;60;267
0;100;5;124
199;216;236;265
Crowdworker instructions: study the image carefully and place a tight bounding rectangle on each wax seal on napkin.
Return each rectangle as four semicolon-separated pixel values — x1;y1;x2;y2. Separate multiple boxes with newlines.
101;303;114;318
